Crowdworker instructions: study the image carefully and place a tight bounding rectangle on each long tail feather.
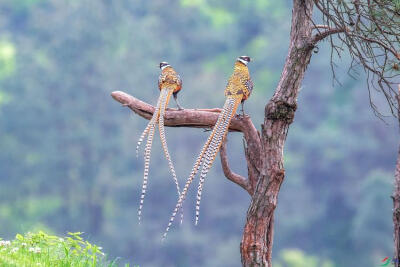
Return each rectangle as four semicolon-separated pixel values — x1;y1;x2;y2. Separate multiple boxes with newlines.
136;95;164;157
162;100;230;240
195;97;240;225
158;88;184;224
161;132;213;240
137;91;165;223
138;124;155;223
136;125;151;158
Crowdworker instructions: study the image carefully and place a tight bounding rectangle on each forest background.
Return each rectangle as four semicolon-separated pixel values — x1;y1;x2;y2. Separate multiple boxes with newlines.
0;0;396;266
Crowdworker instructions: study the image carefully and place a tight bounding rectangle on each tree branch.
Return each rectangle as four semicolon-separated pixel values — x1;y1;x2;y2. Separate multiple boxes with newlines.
111;91;252;132
219;139;251;194
111;90;262;194
314;0;400;117
312;24;330;29
310;27;347;44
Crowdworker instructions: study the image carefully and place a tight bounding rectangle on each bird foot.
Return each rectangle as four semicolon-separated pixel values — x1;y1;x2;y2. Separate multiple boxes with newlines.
237;113;247;119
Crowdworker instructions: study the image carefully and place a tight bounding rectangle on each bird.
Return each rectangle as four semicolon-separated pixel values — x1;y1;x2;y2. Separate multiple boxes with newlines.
162;56;253;240
136;61;184;223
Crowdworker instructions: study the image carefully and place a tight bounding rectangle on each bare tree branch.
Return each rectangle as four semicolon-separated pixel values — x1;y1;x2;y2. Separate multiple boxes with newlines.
311;27;347;44
312;24;331;29
111;91;252;132
313;0;400;117
219;139;251;194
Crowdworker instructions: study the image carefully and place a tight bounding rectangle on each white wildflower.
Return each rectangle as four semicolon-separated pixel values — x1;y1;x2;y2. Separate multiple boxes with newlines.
59;238;64;242
21;243;27;247
29;247;41;253
10;247;19;253
0;240;11;246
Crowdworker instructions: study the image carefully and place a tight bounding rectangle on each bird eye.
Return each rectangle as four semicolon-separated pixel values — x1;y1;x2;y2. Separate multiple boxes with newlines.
159;62;169;69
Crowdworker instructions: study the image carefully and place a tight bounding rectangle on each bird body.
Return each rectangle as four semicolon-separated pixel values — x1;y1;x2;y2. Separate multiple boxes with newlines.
136;62;183;223
158;65;182;94
162;56;253;239
225;60;253;100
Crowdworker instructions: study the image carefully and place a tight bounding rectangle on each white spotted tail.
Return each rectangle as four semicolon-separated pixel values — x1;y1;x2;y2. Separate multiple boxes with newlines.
137;88;183;223
162;97;240;240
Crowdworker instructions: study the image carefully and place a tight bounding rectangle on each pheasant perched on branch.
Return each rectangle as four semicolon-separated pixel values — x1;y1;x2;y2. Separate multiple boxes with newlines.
136;62;184;223
162;56;253;239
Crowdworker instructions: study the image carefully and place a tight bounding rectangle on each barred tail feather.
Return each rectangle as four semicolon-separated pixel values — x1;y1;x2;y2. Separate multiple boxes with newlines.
137;124;155;223
195;97;240;225
137;90;165;223
158;89;180;196
161;138;209;240
136;93;164;157
158;88;184;224
162;104;229;240
136;125;151;158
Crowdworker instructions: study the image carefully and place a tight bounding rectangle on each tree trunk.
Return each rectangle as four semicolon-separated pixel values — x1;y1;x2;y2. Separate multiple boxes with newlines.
240;1;314;266
393;147;400;267
393;87;400;267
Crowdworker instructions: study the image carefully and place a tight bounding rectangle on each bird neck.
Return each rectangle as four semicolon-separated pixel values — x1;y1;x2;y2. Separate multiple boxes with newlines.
234;61;249;74
162;66;173;72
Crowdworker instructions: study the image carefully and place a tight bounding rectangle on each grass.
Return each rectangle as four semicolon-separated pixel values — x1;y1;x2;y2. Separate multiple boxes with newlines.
0;231;131;267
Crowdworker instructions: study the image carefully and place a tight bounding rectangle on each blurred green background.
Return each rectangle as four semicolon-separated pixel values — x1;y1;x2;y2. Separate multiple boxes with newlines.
0;0;397;266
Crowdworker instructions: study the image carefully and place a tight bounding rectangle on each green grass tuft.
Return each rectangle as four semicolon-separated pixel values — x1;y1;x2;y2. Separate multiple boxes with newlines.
0;231;128;267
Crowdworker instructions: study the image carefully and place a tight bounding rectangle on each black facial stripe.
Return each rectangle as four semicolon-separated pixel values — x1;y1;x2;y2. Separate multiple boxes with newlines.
159;62;170;68
239;56;251;62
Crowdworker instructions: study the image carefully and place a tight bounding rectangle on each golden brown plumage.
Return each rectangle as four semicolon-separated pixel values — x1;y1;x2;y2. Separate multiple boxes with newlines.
158;62;183;110
162;56;253;239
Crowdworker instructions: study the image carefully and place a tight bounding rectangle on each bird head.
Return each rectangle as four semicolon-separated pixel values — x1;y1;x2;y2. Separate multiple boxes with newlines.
237;56;251;66
159;62;171;70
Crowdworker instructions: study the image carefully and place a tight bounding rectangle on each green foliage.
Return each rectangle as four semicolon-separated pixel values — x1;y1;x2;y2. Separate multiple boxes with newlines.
180;0;235;28
0;40;16;80
0;40;16;108
0;231;113;267
351;170;393;262
274;249;335;267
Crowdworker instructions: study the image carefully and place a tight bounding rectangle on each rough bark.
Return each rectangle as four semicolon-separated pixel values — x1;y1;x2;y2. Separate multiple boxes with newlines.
394;150;400;266
393;85;400;267
240;1;314;266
